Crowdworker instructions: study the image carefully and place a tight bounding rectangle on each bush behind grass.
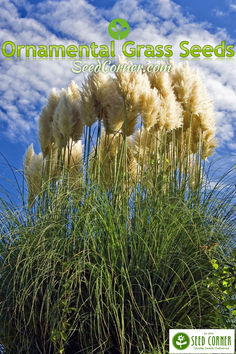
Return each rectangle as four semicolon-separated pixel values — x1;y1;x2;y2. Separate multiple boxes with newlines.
0;161;235;353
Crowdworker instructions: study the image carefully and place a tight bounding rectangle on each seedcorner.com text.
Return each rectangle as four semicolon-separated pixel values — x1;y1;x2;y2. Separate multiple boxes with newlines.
71;60;172;74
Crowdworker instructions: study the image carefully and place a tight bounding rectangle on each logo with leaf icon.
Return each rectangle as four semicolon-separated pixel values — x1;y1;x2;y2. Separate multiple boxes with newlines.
108;18;130;40
173;332;190;350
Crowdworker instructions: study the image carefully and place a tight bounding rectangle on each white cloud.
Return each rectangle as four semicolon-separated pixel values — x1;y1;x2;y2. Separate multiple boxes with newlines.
0;0;235;163
213;9;225;17
229;3;236;12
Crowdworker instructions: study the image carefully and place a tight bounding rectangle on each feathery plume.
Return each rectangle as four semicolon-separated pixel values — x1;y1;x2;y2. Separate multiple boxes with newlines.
171;62;216;158
116;58;145;135
67;80;79;100
52;90;74;149
82;72;125;133
92;130;138;185
27;60;217;202
67;81;84;141
133;127;162;169
116;57;162;134
139;87;161;130
24;143;34;169
97;75;124;134
24;144;43;205
67;140;83;190
62;140;83;172
80;73;101;126
57;91;74;139
148;71;183;130
188;158;203;190
43;143;59;181
201;130;217;159
38;88;59;156
69;140;83;172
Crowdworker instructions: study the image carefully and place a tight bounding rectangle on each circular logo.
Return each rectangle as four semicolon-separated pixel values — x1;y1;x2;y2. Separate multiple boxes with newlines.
108;18;130;40
172;332;190;350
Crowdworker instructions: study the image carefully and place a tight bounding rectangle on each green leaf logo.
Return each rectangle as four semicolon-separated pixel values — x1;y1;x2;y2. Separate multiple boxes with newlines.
108;18;130;40
172;332;190;350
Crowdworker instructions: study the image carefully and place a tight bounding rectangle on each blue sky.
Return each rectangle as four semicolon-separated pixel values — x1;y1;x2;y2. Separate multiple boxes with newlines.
0;0;235;202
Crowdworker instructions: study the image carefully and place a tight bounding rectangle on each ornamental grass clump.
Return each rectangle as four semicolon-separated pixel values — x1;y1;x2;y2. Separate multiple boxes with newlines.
1;61;235;353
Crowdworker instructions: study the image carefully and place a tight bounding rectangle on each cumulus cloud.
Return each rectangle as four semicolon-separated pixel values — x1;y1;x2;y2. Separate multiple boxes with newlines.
229;3;236;12
213;9;225;17
0;0;235;161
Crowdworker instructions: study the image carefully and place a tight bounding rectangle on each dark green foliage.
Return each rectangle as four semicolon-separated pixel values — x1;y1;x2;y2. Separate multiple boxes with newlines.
0;170;235;353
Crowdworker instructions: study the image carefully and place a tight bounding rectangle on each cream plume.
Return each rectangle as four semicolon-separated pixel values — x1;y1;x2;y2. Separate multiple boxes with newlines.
24;143;34;169
148;71;183;130
82;72;125;133
96;75;124;134
38;88;59;156
171;62;216;158
69;140;83;172
201;130;217;159
52;90;74;149
188;158;203;190
139;87;161;130
43;140;83;186
65;140;83;190
28;61;217;202
93;131;138;185
133;128;161;168
24;144;43;205
67;81;84;142
62;140;83;171
44;143;59;181
116;68;141;135
80;73;100;126
116;57;162;134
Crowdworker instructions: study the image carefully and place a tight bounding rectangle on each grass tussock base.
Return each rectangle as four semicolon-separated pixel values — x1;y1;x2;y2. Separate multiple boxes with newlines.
0;167;235;353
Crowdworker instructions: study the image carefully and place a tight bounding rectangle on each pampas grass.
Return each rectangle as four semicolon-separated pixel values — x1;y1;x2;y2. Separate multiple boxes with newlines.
24;61;218;204
0;61;235;353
